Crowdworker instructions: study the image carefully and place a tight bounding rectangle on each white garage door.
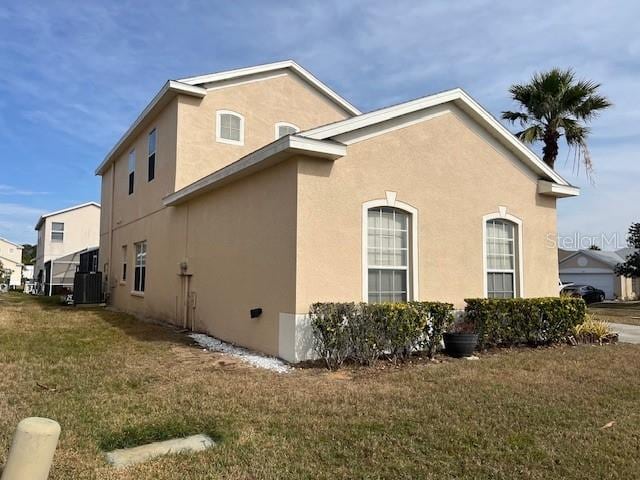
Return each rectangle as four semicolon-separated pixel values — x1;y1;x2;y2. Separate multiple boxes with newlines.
560;273;615;299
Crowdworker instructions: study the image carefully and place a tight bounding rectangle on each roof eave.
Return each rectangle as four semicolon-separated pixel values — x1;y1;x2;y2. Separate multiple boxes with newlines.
95;81;206;176
163;135;346;206
179;60;361;116
537;180;580;198
301;88;573;187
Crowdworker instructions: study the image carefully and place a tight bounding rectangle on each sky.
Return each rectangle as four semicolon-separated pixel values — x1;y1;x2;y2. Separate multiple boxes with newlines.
0;0;638;248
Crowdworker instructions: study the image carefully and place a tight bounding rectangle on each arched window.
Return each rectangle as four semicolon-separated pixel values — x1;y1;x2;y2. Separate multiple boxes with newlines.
275;122;299;139
216;110;244;145
367;207;410;302
485;218;519;298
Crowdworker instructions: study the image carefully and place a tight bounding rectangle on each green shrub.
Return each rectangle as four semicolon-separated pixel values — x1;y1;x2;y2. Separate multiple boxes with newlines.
309;301;454;369
464;297;586;349
309;302;355;369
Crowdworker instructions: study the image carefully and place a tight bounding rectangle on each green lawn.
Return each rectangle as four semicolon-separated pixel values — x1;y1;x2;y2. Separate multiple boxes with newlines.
589;302;640;326
1;293;639;479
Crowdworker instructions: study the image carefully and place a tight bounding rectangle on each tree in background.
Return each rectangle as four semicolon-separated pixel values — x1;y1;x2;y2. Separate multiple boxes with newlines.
21;244;36;265
0;260;8;286
615;223;640;278
502;68;611;174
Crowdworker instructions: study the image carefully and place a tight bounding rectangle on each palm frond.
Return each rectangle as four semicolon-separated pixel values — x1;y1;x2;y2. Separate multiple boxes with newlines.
515;125;544;144
501;110;531;126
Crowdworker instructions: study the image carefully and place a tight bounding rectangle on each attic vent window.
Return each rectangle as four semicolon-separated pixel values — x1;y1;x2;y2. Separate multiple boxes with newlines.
216;110;244;146
275;122;299;139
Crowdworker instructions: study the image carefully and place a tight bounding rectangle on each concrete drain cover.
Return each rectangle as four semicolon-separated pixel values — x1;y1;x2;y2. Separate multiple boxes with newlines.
105;434;215;468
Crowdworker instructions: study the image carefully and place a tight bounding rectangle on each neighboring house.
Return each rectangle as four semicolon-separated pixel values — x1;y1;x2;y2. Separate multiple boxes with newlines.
0;237;23;288
23;265;34;281
559;248;639;300
97;60;579;362
34;202;101;294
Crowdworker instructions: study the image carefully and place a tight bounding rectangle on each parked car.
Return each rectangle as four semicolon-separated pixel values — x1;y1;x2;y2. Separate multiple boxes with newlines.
561;284;606;304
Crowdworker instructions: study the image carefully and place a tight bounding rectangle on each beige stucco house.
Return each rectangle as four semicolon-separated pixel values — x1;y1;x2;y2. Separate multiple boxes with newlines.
97;60;579;362
0;237;23;288
34;202;101;293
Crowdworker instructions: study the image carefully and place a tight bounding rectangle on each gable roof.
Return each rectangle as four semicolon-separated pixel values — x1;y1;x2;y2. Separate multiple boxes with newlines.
163;87;580;205
35;202;100;231
560;249;628;269
0;237;23;249
179;60;361;116
302;88;574;189
95;60;359;176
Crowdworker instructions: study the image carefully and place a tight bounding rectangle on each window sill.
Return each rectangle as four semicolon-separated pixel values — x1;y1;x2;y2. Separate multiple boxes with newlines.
130;290;145;297
215;137;244;146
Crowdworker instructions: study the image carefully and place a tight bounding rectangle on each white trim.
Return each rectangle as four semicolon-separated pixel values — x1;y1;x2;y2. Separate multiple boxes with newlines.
95;81;206;175
361;196;419;302
560;267;614;274
179;60;360;116
204;72;288;92
537;180;580;198
163;135;346;206
482;209;524;298
0;237;24;249
274;122;300;140
278;313;315;363
35;202;101;230
216;110;245;146
302;88;573;188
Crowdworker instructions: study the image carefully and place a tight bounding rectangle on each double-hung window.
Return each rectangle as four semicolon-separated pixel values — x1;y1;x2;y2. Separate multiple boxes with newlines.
367;207;410;302
486;219;518;298
133;241;146;293
51;222;64;242
148;128;156;181
128;149;136;195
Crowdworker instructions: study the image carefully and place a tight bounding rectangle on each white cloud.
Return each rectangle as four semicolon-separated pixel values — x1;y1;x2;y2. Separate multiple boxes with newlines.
0;185;49;196
0;203;45;244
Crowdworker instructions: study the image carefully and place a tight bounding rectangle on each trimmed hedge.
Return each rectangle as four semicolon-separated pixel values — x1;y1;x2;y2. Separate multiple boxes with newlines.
464;297;586;349
309;302;454;369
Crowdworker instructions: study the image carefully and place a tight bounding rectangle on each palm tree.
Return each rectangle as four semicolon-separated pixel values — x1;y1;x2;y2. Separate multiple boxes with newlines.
502;68;611;173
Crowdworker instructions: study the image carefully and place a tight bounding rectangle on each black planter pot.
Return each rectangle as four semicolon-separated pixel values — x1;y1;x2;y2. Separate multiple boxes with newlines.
443;332;479;358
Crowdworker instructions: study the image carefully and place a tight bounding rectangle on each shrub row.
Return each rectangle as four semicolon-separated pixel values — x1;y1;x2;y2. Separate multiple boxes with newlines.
464;297;586;349
309;302;454;369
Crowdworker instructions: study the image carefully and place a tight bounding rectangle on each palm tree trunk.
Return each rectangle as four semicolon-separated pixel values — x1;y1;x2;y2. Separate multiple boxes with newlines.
542;128;560;169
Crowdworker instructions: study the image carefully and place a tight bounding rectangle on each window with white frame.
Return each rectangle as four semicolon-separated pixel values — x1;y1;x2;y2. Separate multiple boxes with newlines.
133;241;146;292
486;219;518;298
275;122;299;139
216;110;244;145
148;128;156;182
367;207;410;302
51;222;64;242
128;149;136;195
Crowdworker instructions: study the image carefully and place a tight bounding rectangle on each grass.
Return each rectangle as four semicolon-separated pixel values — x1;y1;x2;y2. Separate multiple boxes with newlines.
1;292;639;479
589;302;640;326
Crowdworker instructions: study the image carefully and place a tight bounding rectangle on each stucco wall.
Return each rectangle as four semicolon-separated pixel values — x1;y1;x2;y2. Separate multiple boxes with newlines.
294;107;559;312
0;238;22;286
175;71;350;190
106;160;297;357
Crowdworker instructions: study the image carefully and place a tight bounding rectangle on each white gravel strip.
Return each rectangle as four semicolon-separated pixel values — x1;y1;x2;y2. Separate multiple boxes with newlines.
188;333;292;374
